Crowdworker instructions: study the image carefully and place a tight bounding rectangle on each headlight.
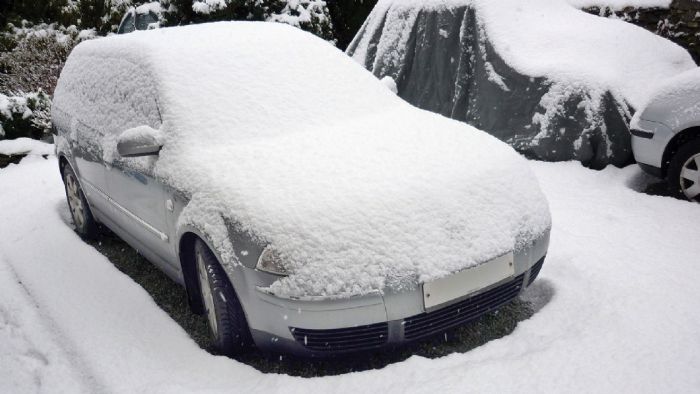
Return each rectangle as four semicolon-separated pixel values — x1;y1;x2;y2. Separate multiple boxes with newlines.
256;246;289;276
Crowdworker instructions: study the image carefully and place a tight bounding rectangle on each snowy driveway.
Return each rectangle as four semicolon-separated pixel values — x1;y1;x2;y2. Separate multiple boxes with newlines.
1;156;700;393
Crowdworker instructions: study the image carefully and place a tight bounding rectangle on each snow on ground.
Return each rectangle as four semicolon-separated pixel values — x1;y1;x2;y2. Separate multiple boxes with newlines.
0;138;54;156
1;154;700;393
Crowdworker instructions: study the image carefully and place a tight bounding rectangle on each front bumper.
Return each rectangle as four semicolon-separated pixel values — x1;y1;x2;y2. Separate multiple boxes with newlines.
630;118;675;174
234;230;550;357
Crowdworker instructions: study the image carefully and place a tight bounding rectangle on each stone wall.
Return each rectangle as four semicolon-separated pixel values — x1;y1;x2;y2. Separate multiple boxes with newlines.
584;0;700;64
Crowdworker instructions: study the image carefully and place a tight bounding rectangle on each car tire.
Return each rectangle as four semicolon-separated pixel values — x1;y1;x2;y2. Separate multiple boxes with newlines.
667;139;700;203
194;239;252;355
62;164;99;238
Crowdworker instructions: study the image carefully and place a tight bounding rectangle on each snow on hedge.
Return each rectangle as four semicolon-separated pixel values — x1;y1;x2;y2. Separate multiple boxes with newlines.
0;92;51;139
190;0;332;34
54;22;551;298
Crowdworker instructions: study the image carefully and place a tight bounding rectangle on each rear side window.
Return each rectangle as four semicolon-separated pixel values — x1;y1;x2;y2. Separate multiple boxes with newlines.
118;11;136;34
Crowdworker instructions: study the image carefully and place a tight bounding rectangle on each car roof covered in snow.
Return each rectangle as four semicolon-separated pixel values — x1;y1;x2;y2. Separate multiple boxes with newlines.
64;22;400;142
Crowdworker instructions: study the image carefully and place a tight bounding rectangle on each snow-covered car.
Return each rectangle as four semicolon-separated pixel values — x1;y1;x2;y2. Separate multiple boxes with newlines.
631;68;700;203
52;22;551;356
347;0;696;169
117;2;161;34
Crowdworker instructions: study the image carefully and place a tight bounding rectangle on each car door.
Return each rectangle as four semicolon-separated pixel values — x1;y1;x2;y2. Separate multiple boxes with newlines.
105;145;174;268
101;66;178;272
70;117;112;217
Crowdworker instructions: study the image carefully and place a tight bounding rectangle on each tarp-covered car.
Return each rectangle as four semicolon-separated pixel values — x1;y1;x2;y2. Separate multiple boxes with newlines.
347;0;696;169
53;22;551;356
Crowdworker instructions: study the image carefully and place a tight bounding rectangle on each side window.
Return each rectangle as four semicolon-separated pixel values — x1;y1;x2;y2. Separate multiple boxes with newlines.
53;55;161;162
118;11;136;34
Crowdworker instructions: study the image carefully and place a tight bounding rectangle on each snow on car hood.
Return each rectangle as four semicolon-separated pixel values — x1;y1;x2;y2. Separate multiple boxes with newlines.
170;108;551;298
70;23;551;298
631;67;700;130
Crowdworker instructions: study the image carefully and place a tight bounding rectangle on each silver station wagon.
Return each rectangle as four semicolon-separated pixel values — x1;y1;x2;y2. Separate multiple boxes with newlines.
53;22;551;357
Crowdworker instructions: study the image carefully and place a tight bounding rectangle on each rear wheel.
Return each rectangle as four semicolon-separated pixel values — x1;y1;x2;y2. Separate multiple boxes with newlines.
667;140;700;203
194;239;252;355
62;165;98;238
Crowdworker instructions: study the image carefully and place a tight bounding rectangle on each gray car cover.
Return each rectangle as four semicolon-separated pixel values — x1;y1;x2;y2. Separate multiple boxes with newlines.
347;5;633;169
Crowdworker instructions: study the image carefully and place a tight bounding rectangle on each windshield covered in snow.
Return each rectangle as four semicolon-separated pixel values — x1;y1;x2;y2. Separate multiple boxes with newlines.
143;22;403;143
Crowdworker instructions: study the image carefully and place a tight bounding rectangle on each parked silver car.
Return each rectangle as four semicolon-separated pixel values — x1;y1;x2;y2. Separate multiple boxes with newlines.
52;22;551;357
631;68;700;202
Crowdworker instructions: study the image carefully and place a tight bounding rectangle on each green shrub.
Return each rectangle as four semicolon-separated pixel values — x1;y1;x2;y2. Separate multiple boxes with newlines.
159;0;335;41
0;91;52;140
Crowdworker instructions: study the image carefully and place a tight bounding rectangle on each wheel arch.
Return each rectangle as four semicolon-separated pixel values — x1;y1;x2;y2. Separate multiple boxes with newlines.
177;227;254;325
58;154;70;177
662;126;700;176
178;230;206;315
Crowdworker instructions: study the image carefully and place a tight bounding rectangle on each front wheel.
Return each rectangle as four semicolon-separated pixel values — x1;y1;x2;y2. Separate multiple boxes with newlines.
195;239;252;355
667;139;700;203
62;165;98;238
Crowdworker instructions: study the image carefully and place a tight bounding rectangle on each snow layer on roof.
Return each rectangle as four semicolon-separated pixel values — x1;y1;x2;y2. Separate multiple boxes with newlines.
565;0;671;10
358;0;695;110
59;22;551;298
135;1;162;15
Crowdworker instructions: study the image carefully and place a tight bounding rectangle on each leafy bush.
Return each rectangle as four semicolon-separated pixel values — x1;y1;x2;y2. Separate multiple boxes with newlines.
0;22;95;94
0;22;95;140
0;91;52;140
160;0;334;41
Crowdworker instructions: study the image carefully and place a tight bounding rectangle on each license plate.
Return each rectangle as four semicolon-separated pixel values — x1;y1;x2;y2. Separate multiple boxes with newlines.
423;252;514;310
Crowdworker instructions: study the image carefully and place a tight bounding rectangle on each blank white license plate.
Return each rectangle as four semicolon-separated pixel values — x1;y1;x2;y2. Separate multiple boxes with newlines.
423;252;514;310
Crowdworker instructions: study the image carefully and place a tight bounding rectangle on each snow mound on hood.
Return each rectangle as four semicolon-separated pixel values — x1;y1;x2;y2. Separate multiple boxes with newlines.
631;67;700;129
63;22;551;298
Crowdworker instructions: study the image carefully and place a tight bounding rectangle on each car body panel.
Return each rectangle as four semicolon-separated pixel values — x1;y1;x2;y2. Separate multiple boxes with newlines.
631;70;700;176
631;118;676;168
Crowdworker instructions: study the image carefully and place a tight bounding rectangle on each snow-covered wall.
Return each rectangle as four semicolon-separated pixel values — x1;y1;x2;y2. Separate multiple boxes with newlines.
347;0;696;169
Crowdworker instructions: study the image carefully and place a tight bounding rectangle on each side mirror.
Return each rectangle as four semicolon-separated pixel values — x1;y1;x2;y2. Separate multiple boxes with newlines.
117;126;163;157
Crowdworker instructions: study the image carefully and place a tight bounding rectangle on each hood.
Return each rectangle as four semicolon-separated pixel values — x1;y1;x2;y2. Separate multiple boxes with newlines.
158;106;551;299
631;67;700;131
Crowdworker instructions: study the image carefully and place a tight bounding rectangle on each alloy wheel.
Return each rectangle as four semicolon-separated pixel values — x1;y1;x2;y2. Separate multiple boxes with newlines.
680;153;700;201
65;173;86;229
196;250;219;337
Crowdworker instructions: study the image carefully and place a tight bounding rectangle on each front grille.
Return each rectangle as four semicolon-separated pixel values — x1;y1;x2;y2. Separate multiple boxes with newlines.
527;257;545;286
290;322;389;352
404;274;525;341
